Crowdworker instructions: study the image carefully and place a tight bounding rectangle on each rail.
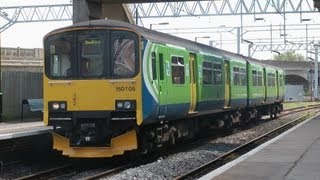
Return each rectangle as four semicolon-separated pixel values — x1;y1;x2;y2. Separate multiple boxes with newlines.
175;111;319;179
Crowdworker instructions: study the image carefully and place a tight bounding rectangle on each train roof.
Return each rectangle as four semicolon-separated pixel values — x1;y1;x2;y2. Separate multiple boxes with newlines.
48;19;281;70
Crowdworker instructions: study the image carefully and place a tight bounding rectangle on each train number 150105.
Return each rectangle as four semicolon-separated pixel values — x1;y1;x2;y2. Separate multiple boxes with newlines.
116;86;136;92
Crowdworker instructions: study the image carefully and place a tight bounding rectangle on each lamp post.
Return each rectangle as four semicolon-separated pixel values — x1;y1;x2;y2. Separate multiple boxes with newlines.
149;22;169;30
314;44;319;100
218;25;225;49
195;36;210;42
243;39;253;57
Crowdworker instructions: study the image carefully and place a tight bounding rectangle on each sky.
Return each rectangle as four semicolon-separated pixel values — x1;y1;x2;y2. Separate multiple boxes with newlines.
0;0;319;60
0;0;72;48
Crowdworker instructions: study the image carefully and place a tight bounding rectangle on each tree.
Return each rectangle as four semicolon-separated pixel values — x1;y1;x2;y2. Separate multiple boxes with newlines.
273;51;305;61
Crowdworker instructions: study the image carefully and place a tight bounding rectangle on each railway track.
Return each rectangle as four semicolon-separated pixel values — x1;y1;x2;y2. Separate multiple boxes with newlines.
281;104;320;116
81;162;136;180
3;105;318;179
174;111;318;180
14;162;136;180
15;164;73;180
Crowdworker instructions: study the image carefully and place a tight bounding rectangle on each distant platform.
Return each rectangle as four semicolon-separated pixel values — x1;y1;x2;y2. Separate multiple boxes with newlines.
200;114;320;180
0;120;52;140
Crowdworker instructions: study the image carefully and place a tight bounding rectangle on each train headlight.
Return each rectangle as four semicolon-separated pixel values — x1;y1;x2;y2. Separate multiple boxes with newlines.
60;102;66;109
49;101;67;112
124;101;131;109
52;103;60;110
115;100;136;111
117;102;123;108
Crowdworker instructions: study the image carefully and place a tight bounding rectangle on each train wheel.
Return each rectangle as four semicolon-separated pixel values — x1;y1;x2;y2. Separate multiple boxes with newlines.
269;106;278;120
273;106;279;119
224;115;233;132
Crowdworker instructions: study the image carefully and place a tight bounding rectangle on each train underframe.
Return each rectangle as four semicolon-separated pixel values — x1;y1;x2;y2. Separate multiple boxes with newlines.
138;102;283;155
50;102;282;158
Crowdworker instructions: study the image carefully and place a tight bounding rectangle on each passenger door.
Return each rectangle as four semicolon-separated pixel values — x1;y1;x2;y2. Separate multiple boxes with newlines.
224;60;231;108
188;53;198;114
263;68;267;102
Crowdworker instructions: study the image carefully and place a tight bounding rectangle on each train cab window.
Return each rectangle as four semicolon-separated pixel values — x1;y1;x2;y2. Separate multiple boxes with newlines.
111;31;138;77
171;56;185;84
79;30;105;77
46;32;73;78
213;63;222;85
202;61;213;85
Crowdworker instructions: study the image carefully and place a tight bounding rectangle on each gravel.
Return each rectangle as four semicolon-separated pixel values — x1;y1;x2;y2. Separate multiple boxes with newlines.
0;110;316;179
104;110;318;180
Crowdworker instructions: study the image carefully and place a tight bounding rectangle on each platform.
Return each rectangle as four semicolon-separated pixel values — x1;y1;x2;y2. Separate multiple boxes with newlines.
0;120;52;140
200;114;320;180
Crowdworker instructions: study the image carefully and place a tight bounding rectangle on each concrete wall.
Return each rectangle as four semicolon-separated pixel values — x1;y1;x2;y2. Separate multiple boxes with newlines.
1;71;42;119
285;85;304;101
1;47;43;119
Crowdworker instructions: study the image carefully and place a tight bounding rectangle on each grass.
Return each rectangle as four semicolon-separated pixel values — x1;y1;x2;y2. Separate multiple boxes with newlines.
283;101;320;110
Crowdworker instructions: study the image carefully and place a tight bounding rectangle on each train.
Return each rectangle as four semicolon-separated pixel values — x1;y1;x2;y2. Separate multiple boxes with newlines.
43;19;284;158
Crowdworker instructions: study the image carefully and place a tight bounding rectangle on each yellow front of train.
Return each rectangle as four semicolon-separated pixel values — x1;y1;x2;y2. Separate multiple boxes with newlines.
43;26;142;158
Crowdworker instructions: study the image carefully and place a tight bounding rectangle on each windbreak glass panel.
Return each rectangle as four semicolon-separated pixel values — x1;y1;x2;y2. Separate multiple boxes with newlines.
79;30;105;77
46;32;73;77
111;31;138;77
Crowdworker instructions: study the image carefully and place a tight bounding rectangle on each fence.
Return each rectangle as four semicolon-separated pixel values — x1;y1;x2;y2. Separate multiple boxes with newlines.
1;71;43;119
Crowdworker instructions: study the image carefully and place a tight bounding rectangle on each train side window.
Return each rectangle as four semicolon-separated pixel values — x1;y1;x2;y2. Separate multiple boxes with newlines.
240;68;247;86
279;74;283;86
258;71;263;86
267;73;276;86
171;56;185;84
252;70;257;86
151;52;157;80
252;70;263;86
233;67;240;86
159;53;164;80
202;61;213;85
213;63;222;85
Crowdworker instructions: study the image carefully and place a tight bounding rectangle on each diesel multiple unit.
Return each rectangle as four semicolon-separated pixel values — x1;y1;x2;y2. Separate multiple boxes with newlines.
43;20;284;158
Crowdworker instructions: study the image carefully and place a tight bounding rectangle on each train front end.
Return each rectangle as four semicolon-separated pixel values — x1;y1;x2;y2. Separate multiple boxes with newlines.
43;24;142;158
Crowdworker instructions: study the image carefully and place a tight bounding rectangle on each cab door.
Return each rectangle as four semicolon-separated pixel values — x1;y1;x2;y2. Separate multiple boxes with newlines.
224;60;231;108
188;53;198;114
156;52;167;119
